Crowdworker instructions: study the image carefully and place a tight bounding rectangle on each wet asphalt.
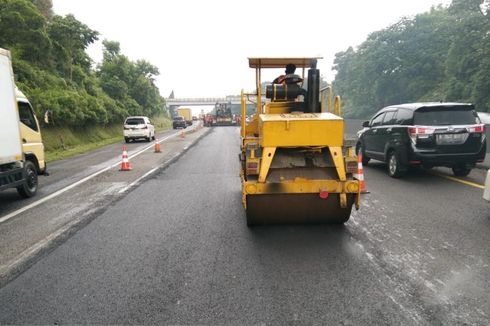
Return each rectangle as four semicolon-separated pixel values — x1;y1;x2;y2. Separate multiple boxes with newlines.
0;126;488;325
0;128;178;217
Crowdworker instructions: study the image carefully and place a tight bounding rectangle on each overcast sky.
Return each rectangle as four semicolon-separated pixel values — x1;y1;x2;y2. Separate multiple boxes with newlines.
53;0;451;99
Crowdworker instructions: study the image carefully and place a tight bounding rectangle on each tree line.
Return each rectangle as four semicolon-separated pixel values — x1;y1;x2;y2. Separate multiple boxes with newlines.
0;0;167;127
332;0;490;118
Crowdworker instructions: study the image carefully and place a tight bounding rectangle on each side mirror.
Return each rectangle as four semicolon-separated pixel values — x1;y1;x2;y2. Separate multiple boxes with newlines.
362;120;370;128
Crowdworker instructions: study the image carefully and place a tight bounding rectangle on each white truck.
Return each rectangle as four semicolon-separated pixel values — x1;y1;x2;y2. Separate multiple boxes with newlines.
0;48;46;198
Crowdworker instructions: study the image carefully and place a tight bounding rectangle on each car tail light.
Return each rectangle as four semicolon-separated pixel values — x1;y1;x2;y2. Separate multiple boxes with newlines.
124;126;130;130
408;127;416;143
416;127;435;135
408;126;435;143
467;124;485;133
142;125;148;129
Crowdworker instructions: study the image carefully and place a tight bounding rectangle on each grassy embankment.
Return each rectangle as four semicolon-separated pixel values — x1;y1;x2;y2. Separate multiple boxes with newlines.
43;115;172;162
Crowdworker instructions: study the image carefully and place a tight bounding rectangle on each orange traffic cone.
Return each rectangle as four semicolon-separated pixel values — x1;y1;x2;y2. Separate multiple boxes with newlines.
154;138;161;153
356;152;368;193
120;146;132;171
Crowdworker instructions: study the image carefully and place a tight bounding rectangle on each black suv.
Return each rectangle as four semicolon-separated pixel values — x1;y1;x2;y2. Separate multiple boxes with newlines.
172;116;186;129
357;102;486;177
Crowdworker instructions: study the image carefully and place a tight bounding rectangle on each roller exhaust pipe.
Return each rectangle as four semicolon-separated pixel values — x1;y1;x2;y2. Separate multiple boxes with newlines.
306;59;320;113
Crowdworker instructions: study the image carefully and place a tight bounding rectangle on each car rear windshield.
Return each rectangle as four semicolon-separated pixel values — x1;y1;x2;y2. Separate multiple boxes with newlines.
413;106;478;126
125;118;145;125
174;116;184;121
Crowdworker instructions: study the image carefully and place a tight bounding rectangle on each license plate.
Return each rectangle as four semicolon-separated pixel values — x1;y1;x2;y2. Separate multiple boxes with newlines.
436;133;466;145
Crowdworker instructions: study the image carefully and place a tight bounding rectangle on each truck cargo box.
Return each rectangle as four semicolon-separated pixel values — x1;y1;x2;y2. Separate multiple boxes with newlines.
0;48;23;165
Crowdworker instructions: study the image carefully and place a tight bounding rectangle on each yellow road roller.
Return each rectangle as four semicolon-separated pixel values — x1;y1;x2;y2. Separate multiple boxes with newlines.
239;57;361;225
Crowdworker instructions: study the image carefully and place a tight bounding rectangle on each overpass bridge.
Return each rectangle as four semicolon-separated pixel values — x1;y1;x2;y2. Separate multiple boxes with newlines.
166;95;259;106
166;96;243;106
166;96;258;117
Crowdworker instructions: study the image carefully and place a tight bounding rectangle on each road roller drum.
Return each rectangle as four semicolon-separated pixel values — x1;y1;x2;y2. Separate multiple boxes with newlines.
246;193;355;225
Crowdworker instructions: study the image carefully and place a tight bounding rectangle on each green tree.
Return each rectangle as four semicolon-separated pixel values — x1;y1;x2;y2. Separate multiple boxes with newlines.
332;0;490;117
98;40;166;118
48;14;99;81
30;0;52;19
0;0;51;65
2;0;167;128
449;0;485;14
444;0;490;110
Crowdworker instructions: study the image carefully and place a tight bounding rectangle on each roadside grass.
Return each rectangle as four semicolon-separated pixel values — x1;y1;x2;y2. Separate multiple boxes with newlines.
43;115;172;162
152;114;172;131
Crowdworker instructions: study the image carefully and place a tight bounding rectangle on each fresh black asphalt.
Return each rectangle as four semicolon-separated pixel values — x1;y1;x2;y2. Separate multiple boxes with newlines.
0;126;488;325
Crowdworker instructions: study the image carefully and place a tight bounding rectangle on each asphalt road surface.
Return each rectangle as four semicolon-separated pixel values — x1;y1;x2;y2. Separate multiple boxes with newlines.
0;126;488;325
0;128;181;217
0;125;207;286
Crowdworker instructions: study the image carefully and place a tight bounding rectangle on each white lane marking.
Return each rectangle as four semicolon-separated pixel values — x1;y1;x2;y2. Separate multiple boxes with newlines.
128;131;181;159
118;167;159;194
0;132;182;224
0;206;98;279
117;152;181;194
117;137;195;194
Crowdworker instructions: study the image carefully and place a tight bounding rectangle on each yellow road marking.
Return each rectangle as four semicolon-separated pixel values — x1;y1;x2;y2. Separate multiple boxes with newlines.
433;173;484;189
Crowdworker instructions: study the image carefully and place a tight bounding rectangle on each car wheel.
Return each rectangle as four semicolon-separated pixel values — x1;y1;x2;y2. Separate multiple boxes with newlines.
387;150;406;178
125;137;129;143
452;165;471;177
356;142;370;166
152;133;156;141
17;161;38;198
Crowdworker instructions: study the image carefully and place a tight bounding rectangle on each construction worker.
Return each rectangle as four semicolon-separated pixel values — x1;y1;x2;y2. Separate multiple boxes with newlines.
273;63;297;84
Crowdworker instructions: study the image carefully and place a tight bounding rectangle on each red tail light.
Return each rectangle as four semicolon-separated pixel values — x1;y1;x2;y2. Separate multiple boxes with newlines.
408;126;435;143
467;124;485;133
408;127;417;142
415;127;435;134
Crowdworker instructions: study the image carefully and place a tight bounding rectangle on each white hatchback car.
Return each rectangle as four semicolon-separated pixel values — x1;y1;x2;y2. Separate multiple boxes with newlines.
123;116;155;143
